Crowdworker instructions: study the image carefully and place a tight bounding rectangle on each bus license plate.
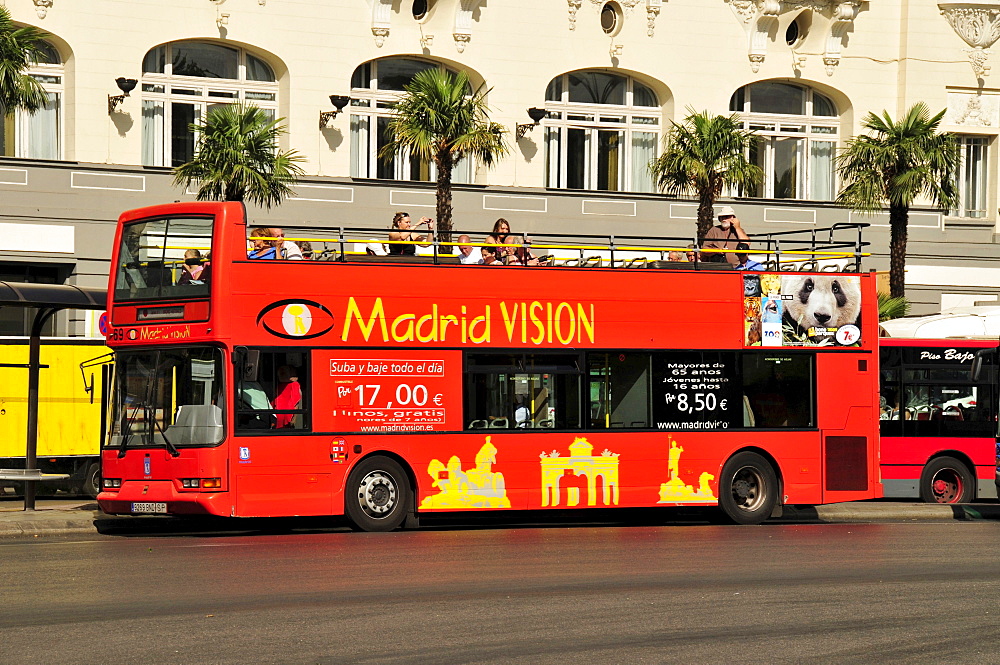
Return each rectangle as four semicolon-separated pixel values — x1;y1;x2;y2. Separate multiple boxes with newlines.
131;502;167;514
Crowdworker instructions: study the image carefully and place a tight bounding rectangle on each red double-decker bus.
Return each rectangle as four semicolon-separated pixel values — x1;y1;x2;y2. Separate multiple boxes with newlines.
98;201;881;529
878;338;999;503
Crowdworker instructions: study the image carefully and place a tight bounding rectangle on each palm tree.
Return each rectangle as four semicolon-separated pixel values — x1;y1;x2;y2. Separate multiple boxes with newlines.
172;103;304;209
877;292;911;322
650;109;762;239
381;68;509;249
0;7;50;122
837;103;959;298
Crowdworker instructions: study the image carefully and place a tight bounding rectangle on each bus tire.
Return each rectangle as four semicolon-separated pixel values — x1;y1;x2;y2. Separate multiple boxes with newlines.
920;456;974;504
718;452;777;525
345;456;410;532
82;462;101;499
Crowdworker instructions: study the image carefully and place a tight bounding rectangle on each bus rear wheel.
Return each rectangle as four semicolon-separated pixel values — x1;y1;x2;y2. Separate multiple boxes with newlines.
718;452;777;525
920;456;974;504
345;456;411;532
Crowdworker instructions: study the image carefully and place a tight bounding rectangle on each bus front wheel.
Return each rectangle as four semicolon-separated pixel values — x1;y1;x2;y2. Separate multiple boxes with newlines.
920;456;974;504
718;452;777;525
345;456;411;532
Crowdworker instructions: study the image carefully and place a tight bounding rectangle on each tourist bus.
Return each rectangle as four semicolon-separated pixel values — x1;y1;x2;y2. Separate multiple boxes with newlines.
877;338;999;503
98;201;881;529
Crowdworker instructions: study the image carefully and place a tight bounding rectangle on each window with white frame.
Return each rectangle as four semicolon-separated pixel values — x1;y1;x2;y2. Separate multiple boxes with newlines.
0;40;62;160
543;71;661;193
141;41;278;167
349;57;470;183
730;82;839;201
952;135;989;219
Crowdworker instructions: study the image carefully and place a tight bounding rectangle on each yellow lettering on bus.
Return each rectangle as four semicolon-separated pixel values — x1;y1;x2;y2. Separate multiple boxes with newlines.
529;302;544;344
392;314;416;342
500;302;519;341
555;302;574;344
577;303;595;343
416;305;439;343
440;314;458;341
469;306;491;344
342;297;388;342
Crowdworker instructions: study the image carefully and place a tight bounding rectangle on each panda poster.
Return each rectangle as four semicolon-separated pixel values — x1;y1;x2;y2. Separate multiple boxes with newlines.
742;274;862;347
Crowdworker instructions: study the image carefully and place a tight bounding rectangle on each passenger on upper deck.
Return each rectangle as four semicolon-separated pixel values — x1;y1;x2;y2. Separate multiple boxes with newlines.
505;235;547;266
484;218;512;265
457;235;484;265
248;227;278;260
388;212;434;255
270;228;303;260
734;242;764;271
667;250;687;262
700;206;749;267
177;249;206;284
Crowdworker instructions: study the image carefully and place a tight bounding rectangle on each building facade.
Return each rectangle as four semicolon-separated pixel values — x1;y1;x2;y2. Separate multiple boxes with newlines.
2;0;999;335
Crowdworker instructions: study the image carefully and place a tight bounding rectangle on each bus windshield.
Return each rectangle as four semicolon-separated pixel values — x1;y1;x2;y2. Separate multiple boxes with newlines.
107;346;225;451
114;216;213;301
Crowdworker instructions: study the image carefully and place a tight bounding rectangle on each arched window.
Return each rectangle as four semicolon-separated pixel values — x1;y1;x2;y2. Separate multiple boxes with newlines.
141;41;278;167
1;40;63;160
349;57;470;183
543;70;661;193
729;82;839;200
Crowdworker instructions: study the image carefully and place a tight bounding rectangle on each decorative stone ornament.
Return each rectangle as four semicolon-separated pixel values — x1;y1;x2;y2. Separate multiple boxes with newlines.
371;0;393;47
454;0;482;52
34;0;53;18
568;0;583;30
726;0;861;75
647;0;662;36
939;2;1000;78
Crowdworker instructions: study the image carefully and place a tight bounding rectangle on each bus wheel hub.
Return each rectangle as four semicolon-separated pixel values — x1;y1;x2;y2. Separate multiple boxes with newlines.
359;472;396;514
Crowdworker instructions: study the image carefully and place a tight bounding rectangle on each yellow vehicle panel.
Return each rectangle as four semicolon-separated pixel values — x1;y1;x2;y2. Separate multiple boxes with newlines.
0;341;108;459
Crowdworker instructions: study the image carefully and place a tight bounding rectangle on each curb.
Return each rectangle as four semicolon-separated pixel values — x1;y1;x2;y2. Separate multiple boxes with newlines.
780;502;1000;523
2;502;999;537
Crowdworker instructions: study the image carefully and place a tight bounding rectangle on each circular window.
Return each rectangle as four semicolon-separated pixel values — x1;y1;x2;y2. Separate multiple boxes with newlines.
786;18;801;46
601;3;621;35
412;0;428;20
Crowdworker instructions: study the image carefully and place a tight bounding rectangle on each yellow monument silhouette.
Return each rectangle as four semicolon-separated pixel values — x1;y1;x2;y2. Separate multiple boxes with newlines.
540;437;620;507
657;436;717;504
420;437;511;509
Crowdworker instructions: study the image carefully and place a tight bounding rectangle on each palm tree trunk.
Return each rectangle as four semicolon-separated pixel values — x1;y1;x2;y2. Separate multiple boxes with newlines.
888;203;908;298
697;188;715;240
435;151;454;254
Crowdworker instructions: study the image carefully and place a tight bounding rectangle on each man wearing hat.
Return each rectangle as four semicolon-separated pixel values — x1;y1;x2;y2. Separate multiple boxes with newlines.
700;205;749;267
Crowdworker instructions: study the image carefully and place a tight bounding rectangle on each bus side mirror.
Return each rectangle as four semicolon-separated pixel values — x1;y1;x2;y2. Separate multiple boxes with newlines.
971;348;997;381
234;347;260;382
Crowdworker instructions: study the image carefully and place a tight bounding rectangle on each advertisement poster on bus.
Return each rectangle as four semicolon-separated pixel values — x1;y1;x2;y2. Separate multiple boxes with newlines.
311;350;463;432
743;274;862;348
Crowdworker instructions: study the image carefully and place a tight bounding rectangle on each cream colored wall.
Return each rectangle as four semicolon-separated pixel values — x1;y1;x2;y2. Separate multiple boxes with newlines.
4;0;992;207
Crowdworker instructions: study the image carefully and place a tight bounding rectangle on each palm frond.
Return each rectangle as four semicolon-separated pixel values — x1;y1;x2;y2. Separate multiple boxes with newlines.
172;102;304;209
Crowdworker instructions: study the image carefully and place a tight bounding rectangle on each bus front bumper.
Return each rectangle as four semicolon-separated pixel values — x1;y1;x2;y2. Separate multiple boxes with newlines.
98;480;231;516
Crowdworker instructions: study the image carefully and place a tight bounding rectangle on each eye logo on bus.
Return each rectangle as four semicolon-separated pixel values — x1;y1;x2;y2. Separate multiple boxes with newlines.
256;299;334;340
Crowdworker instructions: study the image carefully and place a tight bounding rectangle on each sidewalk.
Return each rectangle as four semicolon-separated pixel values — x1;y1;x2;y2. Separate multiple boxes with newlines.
2;499;1000;538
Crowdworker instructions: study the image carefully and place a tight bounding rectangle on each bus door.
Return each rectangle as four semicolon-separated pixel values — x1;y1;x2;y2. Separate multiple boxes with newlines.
232;348;333;516
817;352;880;502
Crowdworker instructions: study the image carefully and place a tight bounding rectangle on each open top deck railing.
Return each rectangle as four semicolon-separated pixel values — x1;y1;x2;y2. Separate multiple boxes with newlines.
250;221;870;273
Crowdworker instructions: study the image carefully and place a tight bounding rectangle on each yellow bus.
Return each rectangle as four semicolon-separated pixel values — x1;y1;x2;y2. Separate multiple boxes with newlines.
0;338;110;498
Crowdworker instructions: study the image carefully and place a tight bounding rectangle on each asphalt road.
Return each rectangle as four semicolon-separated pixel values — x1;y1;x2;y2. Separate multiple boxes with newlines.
3;521;1000;665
